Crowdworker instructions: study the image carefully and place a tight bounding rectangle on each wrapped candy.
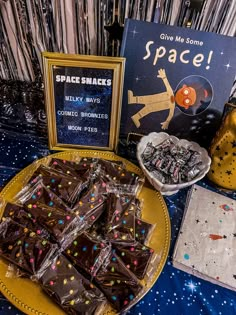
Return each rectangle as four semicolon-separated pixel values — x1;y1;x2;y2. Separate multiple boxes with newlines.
22;202;82;247
29;165;86;207
94;252;142;312
0;155;156;313
16;182;84;246
40;254;106;315
48;157;96;181
66;157;98;178
106;194;145;243
141;142;156;162
87;194;142;239
106;209;136;243
1;202;50;240
135;218;154;245
17;181;70;212
0;219;58;278
97;159;144;195
64;232;111;277
72;178;108;230
141;138;203;184
48;158;84;180
105;193;138;225
112;241;154;279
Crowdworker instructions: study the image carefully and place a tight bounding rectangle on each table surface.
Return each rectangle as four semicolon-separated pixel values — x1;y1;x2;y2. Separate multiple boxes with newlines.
0;130;235;315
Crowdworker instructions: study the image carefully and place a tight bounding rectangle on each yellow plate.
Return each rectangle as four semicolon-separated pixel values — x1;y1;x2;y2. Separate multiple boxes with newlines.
0;150;170;315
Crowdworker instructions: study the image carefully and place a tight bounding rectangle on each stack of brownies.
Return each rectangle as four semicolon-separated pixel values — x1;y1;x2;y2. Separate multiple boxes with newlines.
0;157;157;314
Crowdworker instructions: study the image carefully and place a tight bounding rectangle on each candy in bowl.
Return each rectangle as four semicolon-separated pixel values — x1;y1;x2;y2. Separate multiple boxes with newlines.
137;132;211;195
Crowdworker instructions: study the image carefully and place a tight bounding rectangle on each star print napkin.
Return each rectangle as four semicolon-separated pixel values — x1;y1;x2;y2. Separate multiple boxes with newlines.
173;184;236;291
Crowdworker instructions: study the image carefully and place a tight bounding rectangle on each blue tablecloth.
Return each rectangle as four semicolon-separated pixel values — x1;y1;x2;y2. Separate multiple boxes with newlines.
0;130;235;315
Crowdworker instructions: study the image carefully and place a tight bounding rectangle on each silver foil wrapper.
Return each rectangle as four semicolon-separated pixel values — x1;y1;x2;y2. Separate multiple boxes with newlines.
141;139;203;185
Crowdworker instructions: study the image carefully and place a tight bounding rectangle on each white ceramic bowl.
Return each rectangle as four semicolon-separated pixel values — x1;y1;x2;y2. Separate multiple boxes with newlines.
137;132;211;195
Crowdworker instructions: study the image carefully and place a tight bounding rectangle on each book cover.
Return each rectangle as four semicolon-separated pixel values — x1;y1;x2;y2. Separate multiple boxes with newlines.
173;184;236;291
118;19;236;161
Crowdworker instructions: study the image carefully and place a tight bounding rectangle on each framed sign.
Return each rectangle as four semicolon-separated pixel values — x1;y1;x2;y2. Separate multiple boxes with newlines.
42;52;125;151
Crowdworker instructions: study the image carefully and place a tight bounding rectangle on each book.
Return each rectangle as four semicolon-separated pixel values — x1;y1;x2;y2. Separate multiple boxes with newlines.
117;19;236;161
172;184;236;291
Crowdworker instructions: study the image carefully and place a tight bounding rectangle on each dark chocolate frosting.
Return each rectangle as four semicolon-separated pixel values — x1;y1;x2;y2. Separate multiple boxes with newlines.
106;193;136;224
2;203;51;240
94;252;142;312
64;232;110;277
97;159;143;194
112;241;154;279
50;157;98;181
0;156;156;313
18;182;83;244
30;165;85;206
0;219;57;276
40;254;105;315
19;181;70;212
106;208;136;242
49;158;84;180
135;218;154;244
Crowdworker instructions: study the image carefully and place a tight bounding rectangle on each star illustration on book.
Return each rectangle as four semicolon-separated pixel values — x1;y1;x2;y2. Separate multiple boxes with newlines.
135;75;146;82
224;62;231;71
226;170;232;175
216;145;220;151
130;26;138;38
219;156;223;161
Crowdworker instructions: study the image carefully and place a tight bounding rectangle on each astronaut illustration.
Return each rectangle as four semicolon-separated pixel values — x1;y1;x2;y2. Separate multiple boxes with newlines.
128;69;197;129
